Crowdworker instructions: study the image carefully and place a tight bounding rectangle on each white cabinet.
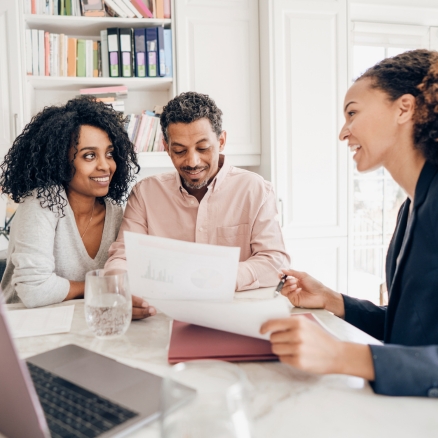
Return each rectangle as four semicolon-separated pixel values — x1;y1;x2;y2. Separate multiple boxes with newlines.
260;0;349;292
0;0;23;159
175;0;261;166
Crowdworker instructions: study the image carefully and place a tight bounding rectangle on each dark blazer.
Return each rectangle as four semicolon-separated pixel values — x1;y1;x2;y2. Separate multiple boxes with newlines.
343;160;438;397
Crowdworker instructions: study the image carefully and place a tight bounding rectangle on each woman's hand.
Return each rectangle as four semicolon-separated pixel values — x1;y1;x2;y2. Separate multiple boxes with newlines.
260;316;375;380
132;295;156;320
279;269;345;317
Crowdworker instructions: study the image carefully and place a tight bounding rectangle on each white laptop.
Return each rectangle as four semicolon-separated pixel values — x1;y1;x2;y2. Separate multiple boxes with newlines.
0;299;194;438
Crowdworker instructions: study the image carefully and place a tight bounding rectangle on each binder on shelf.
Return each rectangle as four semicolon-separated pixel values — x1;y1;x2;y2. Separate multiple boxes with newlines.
119;28;133;78
146;27;158;77
100;30;109;77
134;28;146;78
25;29;32;75
130;0;153;18
76;39;86;77
157;26;165;77
163;28;172;78
67;37;77;77
107;28;120;77
66;0;72;15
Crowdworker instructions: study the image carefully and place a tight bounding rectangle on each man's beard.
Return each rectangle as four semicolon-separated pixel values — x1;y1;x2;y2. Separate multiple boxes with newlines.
180;166;209;190
181;177;209;190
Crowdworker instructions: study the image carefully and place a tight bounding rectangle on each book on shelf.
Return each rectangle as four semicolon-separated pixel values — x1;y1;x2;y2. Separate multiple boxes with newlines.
25;27;172;78
25;0;170;17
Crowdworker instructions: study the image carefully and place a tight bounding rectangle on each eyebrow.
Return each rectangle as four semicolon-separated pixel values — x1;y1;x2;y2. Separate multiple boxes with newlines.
78;145;113;152
344;101;357;112
171;138;209;148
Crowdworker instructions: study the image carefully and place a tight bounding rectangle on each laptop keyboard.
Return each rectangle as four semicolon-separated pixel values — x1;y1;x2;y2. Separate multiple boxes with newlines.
27;362;139;438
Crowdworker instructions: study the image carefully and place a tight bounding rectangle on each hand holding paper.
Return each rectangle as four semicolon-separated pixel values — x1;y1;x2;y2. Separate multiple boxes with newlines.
151;298;291;340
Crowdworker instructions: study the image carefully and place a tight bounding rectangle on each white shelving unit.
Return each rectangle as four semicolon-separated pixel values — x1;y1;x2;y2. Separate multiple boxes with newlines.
20;3;176;167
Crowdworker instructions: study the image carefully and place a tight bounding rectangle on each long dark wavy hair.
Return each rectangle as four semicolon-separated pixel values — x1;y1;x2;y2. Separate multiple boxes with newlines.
0;96;139;216
358;49;438;165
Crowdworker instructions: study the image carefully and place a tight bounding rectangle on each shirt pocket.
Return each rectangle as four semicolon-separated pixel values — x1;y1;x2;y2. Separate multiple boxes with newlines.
217;224;250;258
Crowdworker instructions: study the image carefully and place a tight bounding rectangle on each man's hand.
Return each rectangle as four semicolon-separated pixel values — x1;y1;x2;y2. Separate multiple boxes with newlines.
132;295;156;320
279;269;345;317
260;316;375;380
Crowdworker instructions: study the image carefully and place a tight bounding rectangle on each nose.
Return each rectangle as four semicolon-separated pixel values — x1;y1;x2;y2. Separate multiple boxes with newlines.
185;149;202;168
339;122;350;141
96;153;111;171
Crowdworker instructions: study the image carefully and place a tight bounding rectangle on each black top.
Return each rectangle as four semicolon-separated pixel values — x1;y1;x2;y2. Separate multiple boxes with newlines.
343;160;438;396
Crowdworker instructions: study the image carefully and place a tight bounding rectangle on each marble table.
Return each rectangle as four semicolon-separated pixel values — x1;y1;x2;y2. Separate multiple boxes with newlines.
5;288;438;438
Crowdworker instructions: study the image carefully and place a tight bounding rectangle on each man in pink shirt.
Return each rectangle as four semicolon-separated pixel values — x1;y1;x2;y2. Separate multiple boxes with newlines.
106;92;290;298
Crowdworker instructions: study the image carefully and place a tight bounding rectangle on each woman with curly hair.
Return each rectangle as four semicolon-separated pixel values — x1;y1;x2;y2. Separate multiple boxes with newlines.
0;96;155;318
262;49;438;397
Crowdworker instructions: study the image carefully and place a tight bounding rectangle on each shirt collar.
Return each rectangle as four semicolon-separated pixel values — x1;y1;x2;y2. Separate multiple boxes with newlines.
174;154;231;196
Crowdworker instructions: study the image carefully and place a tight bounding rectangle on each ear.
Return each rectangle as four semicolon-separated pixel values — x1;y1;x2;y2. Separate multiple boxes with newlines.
163;139;170;156
397;94;416;125
218;130;227;152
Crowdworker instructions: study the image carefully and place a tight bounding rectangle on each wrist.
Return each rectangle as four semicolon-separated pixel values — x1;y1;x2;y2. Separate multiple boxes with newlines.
336;342;375;381
323;288;345;317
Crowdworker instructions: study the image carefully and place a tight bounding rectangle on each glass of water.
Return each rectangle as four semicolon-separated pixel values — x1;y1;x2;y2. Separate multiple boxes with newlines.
161;360;254;438
84;269;132;339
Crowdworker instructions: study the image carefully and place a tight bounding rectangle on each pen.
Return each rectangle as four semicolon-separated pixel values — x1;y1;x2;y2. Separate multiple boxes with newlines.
274;274;288;297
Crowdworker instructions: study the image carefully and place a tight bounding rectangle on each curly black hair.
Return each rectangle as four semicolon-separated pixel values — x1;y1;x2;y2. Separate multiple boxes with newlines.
0;96;139;216
160;91;223;143
357;49;438;165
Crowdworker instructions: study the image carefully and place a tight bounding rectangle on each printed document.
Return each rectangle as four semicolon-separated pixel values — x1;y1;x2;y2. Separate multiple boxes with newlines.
125;231;240;301
153;298;291;340
6;305;75;338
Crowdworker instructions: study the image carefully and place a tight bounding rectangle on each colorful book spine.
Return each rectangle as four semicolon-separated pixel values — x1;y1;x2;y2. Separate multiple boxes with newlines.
44;31;50;76
76;39;86;77
67;37;77;77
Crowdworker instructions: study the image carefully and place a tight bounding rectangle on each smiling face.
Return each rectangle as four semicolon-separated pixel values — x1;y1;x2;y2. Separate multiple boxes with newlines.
339;78;413;172
164;118;226;191
67;124;116;198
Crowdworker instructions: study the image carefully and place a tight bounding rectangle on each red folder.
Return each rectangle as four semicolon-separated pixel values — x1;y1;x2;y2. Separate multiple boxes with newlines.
168;313;327;364
168;320;277;363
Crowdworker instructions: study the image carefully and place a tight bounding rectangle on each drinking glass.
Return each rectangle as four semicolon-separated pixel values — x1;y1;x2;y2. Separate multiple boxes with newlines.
84;269;132;339
161;360;254;438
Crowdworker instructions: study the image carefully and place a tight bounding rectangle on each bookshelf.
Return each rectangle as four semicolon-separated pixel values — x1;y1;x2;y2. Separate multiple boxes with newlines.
20;2;176;166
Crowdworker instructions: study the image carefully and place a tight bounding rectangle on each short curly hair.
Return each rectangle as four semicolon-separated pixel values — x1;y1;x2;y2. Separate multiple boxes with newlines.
357;49;438;165
160;92;223;143
0;96;139;216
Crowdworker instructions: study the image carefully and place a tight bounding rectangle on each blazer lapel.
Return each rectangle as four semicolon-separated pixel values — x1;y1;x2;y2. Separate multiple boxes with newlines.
384;161;438;341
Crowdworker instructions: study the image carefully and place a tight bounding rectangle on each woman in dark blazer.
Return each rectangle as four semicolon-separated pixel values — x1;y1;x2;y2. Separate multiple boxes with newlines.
261;49;438;397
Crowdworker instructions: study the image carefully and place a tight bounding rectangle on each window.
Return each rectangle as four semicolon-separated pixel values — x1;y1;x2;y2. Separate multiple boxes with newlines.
349;22;432;304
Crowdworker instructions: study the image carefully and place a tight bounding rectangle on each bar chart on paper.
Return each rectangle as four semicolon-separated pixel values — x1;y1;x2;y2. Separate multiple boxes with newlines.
124;232;240;301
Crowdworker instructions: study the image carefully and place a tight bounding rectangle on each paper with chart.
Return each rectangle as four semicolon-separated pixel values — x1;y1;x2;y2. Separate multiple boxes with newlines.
124;232;240;301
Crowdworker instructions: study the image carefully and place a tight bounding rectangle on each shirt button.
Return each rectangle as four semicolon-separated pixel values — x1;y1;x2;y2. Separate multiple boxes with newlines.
199;227;203;232
428;388;438;398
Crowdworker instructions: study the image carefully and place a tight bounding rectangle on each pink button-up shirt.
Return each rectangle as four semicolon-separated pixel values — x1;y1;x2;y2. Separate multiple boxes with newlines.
106;155;290;290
